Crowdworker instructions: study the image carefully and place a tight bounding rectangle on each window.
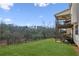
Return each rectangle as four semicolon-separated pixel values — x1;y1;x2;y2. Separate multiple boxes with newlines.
75;24;78;35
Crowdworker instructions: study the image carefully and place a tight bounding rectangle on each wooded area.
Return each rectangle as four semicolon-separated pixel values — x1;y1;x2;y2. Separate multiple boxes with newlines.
0;22;57;45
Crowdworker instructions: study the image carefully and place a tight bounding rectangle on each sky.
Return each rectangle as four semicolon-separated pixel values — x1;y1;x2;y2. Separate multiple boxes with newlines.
0;3;69;27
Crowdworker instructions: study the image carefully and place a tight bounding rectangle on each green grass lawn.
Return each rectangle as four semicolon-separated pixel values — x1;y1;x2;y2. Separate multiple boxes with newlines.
0;38;78;56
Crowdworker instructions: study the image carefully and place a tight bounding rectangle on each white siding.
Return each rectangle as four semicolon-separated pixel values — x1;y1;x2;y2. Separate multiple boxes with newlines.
73;25;79;47
76;4;79;47
71;3;79;47
71;4;78;24
77;4;79;23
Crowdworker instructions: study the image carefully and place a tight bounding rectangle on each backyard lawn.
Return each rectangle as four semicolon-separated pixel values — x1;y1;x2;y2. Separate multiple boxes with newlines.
0;38;78;56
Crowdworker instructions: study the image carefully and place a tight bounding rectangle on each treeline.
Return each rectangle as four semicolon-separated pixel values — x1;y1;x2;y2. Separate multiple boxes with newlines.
0;23;57;45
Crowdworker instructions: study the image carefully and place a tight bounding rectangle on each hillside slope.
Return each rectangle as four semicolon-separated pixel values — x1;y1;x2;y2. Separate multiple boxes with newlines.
0;39;77;56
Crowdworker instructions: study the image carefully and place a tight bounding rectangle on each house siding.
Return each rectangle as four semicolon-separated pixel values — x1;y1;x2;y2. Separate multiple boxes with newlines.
71;3;79;47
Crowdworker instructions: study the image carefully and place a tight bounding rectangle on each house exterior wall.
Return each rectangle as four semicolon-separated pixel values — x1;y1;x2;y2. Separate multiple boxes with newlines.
71;4;78;24
71;3;79;47
77;4;79;47
78;4;79;41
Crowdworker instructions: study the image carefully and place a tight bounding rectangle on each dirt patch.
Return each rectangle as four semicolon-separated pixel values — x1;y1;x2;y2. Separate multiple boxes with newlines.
72;45;79;56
